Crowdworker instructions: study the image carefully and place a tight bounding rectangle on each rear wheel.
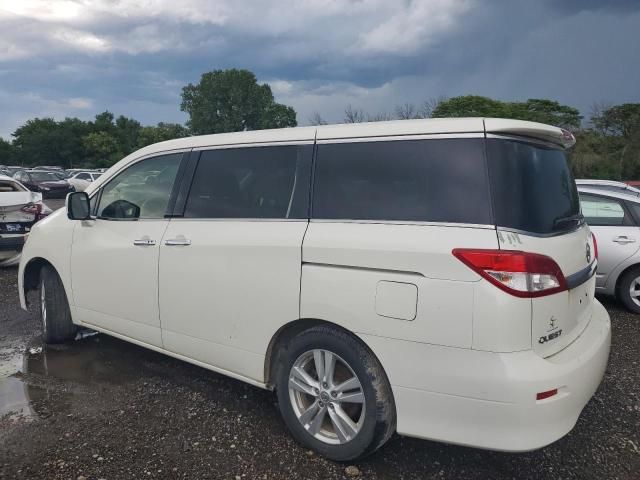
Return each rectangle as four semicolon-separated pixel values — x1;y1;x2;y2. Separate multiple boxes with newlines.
617;267;640;314
39;265;77;343
275;325;396;461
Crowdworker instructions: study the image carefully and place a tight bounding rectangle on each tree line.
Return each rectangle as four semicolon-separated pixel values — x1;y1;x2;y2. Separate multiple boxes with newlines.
0;68;638;180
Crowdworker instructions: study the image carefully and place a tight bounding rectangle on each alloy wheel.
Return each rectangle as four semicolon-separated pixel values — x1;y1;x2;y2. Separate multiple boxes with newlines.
288;349;365;445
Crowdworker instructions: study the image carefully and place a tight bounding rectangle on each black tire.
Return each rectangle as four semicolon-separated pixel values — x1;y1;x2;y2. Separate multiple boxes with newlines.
275;325;396;461
38;265;77;343
617;267;640;314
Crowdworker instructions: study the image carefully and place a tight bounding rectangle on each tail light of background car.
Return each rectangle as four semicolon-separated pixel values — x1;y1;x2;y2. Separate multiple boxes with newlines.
452;249;568;298
20;202;47;221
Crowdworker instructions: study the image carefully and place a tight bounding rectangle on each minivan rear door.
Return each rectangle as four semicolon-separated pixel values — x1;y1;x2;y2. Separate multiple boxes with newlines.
486;136;596;357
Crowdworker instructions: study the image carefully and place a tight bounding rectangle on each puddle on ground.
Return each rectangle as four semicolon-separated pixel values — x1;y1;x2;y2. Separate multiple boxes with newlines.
0;332;164;420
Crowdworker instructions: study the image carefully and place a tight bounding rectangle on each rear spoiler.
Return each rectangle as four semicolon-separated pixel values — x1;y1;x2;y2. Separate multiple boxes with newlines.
484;118;576;149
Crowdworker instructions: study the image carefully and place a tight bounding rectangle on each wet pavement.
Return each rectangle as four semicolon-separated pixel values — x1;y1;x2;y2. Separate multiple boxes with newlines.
0;267;639;479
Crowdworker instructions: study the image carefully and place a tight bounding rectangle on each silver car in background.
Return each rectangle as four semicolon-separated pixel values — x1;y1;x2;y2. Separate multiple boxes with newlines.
579;186;640;313
576;179;640;198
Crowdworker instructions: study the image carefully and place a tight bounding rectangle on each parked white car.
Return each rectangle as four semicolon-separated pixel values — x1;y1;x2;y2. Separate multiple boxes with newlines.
578;186;640;312
18;118;611;460
67;171;102;192
0;175;51;266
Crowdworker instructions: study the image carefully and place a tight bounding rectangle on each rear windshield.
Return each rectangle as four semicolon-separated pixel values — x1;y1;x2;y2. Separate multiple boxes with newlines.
0;180;25;192
30;172;60;182
487;138;580;235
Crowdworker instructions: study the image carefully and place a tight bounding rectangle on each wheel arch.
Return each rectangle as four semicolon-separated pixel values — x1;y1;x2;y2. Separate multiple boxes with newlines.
23;257;55;292
263;318;391;392
615;262;640;297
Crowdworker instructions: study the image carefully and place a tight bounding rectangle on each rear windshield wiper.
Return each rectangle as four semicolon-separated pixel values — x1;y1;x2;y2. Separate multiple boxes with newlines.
552;213;584;230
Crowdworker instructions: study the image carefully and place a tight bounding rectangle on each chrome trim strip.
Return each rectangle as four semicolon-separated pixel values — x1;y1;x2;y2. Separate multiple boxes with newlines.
317;132;484;144
566;261;597;290
310;219;495;229
303;261;425;278
167;218;308;223
192;140;315;151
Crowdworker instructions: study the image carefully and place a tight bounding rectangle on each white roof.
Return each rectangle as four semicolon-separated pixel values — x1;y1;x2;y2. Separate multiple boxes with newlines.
132;117;572;157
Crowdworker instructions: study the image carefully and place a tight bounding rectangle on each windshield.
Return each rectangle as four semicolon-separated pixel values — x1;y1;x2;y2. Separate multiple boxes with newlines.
29;172;60;182
487;138;580;235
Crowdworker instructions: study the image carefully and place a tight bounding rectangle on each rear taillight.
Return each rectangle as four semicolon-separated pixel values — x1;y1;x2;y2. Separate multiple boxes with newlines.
21;203;41;215
21;202;46;220
452;249;568;298
592;232;598;260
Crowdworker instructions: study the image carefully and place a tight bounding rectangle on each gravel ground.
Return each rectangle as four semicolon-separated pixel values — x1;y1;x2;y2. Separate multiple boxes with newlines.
0;265;638;479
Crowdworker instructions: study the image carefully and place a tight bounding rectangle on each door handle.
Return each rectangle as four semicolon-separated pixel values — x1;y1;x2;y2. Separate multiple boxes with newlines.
133;238;156;246
613;236;636;244
165;238;191;246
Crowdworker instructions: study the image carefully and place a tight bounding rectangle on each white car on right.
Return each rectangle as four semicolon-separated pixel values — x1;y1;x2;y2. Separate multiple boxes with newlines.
579;186;640;312
67;171;102;192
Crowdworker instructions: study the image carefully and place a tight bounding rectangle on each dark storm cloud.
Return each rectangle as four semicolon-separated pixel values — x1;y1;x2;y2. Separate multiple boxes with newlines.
0;0;638;137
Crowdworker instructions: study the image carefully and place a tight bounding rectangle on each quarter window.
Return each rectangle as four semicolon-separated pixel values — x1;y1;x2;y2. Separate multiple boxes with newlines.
312;138;491;224
580;194;631;226
97;153;182;220
184;145;311;219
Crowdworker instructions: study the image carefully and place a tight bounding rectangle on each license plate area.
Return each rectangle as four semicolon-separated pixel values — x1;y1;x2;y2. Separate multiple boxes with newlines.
0;223;30;234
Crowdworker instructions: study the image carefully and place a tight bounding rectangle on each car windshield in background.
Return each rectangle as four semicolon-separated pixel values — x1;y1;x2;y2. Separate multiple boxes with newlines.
30;172;61;182
487;138;580;235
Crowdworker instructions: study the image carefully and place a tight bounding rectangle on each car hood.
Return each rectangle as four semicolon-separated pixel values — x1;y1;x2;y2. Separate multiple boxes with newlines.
0;191;43;208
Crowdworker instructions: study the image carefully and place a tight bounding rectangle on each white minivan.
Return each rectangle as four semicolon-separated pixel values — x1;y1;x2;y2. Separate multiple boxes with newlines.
18;118;611;461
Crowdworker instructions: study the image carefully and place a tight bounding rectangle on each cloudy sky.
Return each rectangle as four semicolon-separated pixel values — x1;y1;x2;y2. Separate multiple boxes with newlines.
0;0;639;138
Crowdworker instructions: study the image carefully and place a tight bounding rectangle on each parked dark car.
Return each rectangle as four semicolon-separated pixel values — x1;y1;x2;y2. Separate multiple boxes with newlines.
13;170;74;198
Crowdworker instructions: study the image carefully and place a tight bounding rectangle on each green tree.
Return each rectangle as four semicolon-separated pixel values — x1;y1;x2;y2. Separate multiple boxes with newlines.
431;95;582;129
0;138;14;165
11;117;89;168
83;131;122;168
180;69;297;134
137;122;189;148
510;99;582;130
592;103;640;138
431;95;508;118
114;115;142;155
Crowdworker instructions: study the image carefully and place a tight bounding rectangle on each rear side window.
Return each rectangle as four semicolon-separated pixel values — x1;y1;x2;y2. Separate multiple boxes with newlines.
580;193;633;226
312;138;491;224
184;145;311;219
487;139;580;235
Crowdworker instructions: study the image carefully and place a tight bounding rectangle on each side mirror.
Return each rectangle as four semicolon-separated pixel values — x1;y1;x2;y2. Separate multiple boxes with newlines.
67;192;92;220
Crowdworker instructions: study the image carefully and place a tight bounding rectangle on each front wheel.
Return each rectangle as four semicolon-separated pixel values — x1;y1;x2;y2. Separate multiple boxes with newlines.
275;325;396;461
39;265;77;343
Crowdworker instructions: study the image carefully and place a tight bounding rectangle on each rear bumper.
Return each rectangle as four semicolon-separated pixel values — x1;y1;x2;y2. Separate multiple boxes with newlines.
0;235;25;266
359;299;611;451
0;235;25;252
